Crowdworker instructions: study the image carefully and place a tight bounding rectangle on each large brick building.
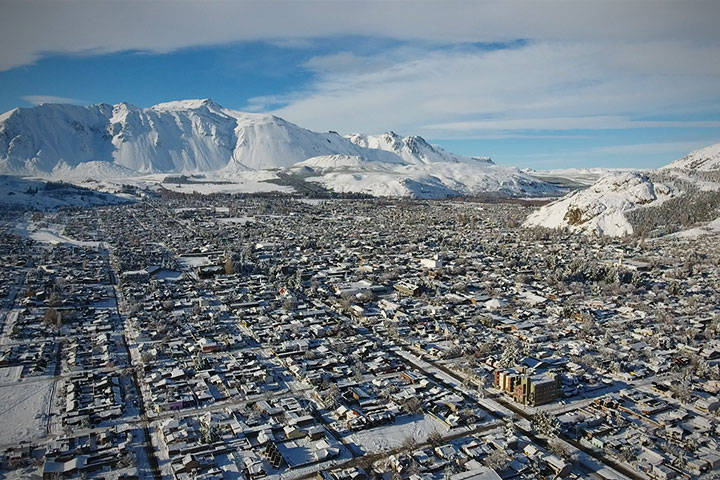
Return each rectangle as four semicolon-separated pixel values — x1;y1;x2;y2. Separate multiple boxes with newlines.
494;369;559;407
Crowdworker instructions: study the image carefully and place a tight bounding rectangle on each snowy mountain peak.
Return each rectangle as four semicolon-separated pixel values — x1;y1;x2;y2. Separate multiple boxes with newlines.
0;100;408;174
345;131;492;166
151;98;221;112
0;107;19;122
661;142;720;171
0;98;555;199
113;102;139;112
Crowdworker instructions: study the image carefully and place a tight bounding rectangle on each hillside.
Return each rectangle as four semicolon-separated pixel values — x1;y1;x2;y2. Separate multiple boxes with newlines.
346;132;493;166
523;144;720;237
0;99;560;199
0;99;402;174
661;142;720;171
0;175;132;210
291;155;555;199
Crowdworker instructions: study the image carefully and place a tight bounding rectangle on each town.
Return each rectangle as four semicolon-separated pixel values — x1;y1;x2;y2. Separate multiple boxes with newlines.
1;194;719;480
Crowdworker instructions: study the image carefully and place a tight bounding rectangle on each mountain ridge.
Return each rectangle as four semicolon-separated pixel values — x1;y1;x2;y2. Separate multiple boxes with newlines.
0;99;562;199
523;142;720;237
0;99;404;174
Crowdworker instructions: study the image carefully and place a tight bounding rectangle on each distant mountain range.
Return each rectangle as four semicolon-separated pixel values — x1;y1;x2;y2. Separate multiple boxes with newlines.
0;99;559;198
524;142;720;237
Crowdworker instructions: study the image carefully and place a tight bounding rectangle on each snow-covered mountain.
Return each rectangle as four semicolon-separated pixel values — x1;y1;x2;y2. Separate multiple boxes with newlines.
0;99;400;175
346;132;492;166
524;143;720;237
523;172;676;236
660;142;720;171
0;99;560;198
290;154;555;198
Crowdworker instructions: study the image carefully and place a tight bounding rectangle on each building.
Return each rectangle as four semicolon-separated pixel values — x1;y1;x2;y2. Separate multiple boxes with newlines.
494;369;559;407
513;374;559;407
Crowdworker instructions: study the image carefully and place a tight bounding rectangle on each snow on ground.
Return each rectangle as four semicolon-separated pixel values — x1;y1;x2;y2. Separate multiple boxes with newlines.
302;160;558;199
525;167;634;186
665;217;720;239
0;378;54;444
0;175;131;209
15;219;104;248
178;256;212;268
216;216;254;224
661;142;720;171
347;413;448;454
158;178;293;195
84;170;295;196
0;365;22;384
523;171;675;237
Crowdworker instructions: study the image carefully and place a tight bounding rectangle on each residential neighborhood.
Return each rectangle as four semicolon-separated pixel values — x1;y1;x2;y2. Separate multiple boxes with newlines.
1;194;719;480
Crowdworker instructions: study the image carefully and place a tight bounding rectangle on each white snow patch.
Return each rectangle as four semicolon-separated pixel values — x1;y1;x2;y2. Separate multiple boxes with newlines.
662;142;720;171
665;216;720;239
178;256;212;268
347;414;448;454
15;220;103;248
0;379;54;444
523;171;675;237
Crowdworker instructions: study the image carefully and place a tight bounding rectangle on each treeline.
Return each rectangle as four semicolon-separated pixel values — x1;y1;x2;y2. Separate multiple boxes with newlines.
627;170;720;237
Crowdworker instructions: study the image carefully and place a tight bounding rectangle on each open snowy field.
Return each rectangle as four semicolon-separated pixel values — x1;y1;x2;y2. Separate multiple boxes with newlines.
178;255;212;268
0;378;54;445
0;366;22;384
14;219;104;248
347;413;448;454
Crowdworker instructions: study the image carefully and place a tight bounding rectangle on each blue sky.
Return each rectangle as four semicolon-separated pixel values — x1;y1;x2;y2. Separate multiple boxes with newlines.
1;0;719;170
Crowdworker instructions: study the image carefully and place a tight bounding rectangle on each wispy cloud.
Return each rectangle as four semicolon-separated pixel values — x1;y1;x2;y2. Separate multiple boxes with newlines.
593;141;718;156
1;1;719;71
425;117;720;133
269;40;720;137
21;95;84;105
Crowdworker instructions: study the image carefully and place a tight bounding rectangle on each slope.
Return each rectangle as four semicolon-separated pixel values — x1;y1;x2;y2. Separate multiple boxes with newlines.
523;143;720;237
0;99;402;175
660;142;720;171
289;155;560;199
346;132;493;165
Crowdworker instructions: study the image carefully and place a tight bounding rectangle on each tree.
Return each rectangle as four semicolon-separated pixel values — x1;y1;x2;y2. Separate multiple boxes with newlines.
224;254;236;275
200;423;220;444
43;307;61;328
401;397;422;415
531;411;560;437
319;384;341;408
504;420;517;439
484;448;509;471
670;382;692;403
547;438;570;458
498;339;521;368
401;435;418;451
427;430;444;447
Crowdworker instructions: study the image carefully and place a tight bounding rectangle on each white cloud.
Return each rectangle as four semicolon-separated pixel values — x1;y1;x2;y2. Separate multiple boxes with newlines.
303;52;392;75
425;117;720;133
21;95;84;105
269;41;720;136
1;0;719;71
594;141;718;156
3;0;719;150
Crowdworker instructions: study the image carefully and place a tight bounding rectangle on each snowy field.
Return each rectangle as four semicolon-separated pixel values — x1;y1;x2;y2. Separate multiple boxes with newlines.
0;365;22;384
0;378;54;445
347;413;448;454
216;216;254;224
14;220;103;248
178;256;212;268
